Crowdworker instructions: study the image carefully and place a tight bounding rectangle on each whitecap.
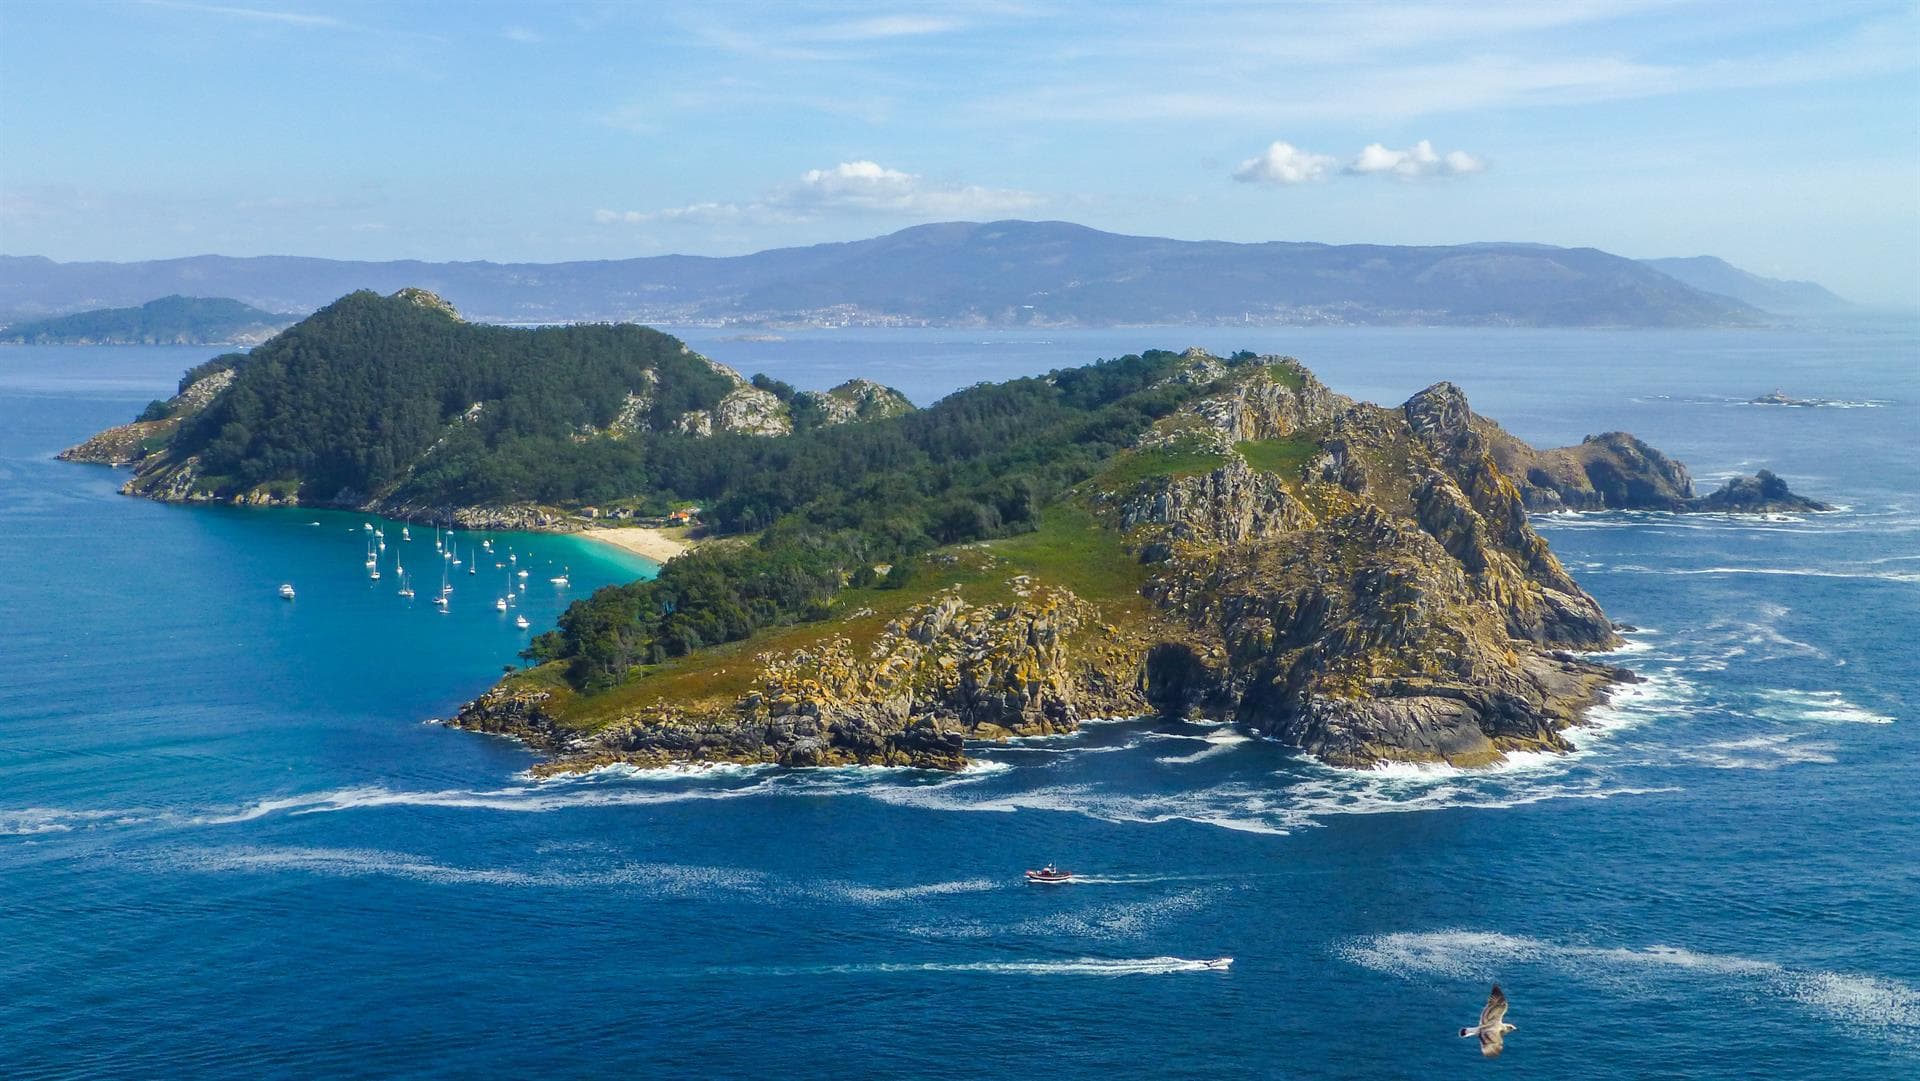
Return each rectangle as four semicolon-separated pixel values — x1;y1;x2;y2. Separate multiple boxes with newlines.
1752;688;1895;725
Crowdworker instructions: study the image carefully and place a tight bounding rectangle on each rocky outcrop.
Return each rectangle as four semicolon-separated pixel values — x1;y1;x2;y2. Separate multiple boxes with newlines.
794;379;915;426
1105;371;1627;768
58;368;235;466
1694;469;1831;512
1481;425;1825;515
453;584;1149;772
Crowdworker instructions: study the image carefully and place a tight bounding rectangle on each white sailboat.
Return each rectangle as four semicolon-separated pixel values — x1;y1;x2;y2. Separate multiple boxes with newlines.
434;559;450;610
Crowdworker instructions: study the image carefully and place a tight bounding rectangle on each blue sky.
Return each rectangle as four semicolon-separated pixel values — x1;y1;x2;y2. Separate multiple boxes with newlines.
2;1;1916;305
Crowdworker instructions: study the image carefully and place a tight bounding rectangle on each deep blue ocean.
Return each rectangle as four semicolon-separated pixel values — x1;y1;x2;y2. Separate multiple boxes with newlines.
2;323;1916;1079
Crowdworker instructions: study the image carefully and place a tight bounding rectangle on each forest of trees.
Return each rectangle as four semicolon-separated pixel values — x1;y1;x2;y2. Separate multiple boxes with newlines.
169;289;736;503
526;348;1249;690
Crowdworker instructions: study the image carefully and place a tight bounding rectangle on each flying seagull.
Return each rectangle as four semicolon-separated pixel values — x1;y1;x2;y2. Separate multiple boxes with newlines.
1459;984;1516;1058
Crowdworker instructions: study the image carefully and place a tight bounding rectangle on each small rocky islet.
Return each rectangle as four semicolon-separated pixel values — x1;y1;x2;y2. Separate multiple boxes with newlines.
65;289;1828;774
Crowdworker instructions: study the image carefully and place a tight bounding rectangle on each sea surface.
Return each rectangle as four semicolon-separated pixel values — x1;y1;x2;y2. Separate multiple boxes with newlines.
2;323;1917;1079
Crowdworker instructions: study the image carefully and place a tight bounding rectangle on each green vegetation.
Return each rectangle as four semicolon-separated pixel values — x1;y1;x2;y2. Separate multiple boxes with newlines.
527;348;1252;691
169;290;735;505
1235;435;1318;478
1;295;287;345
1095;442;1229;490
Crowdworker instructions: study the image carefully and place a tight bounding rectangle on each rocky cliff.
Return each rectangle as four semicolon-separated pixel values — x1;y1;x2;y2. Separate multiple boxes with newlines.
454;355;1696;774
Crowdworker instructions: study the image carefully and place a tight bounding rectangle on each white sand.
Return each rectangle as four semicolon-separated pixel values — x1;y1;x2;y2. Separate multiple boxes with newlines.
578;526;694;565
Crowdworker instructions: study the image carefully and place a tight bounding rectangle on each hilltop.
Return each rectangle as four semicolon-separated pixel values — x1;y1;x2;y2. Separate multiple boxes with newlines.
58;288;912;526
4;221;1779;328
0;295;291;345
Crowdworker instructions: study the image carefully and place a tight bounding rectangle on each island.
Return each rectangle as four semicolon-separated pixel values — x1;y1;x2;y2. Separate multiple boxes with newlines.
65;288;1831;773
1;295;291;346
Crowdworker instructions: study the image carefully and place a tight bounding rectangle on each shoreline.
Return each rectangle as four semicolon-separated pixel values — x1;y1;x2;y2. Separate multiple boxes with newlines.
576;525;695;566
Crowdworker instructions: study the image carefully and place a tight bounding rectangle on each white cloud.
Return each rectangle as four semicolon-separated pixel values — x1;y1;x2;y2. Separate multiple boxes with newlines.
783;160;1039;215
501;26;542;44
596;161;1042;226
1345;139;1487;178
1233;138;1488;185
1232;141;1338;185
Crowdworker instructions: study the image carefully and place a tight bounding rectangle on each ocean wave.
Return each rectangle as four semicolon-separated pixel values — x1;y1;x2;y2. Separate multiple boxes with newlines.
1339;929;1918;1046
1752;688;1895;725
1674;734;1839;771
1154;731;1252;766
173;844;1010;909
1658;566;1920;584
170;845;774;894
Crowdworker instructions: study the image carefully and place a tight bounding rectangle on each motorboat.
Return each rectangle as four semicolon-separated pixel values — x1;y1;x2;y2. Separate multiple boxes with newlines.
1199;958;1233;971
1024;865;1073;884
514;614;530;629
278;583;295;600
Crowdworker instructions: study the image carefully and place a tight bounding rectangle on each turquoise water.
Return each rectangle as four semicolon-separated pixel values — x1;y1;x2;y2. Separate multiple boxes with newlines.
2;328;1917;1079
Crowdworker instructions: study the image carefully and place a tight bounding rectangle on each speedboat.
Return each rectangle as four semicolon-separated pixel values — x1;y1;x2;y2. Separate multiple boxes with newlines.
278;583;295;600
1199;957;1233;971
1024;865;1073;884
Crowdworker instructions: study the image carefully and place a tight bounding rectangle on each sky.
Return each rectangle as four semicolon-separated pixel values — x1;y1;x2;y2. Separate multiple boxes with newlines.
1;1;1916;306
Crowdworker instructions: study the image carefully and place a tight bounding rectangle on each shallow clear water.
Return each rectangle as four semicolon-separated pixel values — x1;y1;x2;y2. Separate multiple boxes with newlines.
2;327;1916;1079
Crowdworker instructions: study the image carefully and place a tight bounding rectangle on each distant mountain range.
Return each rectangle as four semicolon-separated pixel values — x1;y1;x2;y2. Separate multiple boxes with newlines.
0;221;1848;329
1637;256;1852;314
0;294;292;345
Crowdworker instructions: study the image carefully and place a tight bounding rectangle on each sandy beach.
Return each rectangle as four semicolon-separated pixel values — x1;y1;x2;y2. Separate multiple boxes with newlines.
578;526;694;566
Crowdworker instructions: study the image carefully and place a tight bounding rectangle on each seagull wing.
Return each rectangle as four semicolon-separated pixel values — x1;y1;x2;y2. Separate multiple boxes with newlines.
1479;1027;1505;1058
1479;984;1509;1028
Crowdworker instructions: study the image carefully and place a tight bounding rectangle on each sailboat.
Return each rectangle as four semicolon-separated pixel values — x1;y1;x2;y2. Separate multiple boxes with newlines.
397;559;413;598
401;519;411;542
434;527;443;553
434;559;450;610
467;545;477;575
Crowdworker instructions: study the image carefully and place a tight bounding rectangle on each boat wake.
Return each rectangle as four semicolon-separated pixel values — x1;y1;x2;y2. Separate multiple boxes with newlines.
1339;929;1919;1047
702;956;1232;978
